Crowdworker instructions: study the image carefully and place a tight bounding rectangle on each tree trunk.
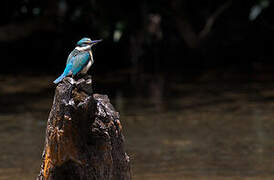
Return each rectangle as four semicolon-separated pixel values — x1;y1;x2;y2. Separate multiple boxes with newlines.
37;76;131;180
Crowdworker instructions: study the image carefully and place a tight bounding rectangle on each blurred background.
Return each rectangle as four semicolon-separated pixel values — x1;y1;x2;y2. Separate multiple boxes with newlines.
1;0;274;179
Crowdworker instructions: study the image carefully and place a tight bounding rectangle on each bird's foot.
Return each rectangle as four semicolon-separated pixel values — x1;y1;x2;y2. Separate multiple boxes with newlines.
63;77;76;85
62;76;93;95
75;74;91;81
76;76;93;95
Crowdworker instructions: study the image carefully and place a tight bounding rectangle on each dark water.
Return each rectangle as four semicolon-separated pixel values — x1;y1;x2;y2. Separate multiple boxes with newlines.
1;75;274;179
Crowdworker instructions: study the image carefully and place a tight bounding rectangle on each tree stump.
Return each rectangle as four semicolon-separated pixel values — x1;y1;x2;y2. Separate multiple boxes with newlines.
37;76;131;180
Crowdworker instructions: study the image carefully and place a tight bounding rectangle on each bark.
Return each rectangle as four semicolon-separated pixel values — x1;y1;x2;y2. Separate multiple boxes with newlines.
37;75;131;180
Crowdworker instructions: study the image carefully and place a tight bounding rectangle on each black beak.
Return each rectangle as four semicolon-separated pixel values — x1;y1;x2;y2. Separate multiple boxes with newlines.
90;39;103;45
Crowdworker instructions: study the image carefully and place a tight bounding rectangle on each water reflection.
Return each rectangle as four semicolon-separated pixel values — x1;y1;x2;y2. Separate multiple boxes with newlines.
1;75;274;179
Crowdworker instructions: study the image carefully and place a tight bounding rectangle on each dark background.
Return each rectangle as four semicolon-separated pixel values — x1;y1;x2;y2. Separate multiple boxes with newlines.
1;0;274;179
1;0;274;80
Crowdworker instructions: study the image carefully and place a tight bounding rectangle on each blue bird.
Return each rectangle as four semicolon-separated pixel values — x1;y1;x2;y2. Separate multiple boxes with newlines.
54;37;102;84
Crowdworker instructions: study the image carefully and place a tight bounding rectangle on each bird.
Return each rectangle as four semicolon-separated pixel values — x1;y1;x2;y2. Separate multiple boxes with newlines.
53;37;102;84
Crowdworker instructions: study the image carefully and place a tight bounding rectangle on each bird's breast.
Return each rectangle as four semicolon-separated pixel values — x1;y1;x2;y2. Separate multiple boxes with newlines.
81;60;91;74
88;51;93;62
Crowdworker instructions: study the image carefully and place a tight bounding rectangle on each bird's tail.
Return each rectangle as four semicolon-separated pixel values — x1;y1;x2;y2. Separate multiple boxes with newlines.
53;63;72;84
53;73;66;84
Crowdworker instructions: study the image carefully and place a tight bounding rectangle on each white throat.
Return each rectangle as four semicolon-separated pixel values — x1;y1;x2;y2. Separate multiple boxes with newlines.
75;45;91;51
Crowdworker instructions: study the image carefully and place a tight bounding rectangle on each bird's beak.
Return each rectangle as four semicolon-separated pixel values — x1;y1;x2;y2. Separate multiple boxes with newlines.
90;39;102;45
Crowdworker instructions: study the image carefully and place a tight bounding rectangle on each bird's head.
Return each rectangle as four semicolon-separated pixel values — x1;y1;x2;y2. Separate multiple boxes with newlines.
77;37;102;47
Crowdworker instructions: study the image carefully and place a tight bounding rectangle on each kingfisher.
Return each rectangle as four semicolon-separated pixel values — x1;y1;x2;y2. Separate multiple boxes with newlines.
53;37;102;84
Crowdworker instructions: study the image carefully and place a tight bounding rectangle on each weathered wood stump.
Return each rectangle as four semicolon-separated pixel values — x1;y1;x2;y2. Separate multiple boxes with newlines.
37;76;131;180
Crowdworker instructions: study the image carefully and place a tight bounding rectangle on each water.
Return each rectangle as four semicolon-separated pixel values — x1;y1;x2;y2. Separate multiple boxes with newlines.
1;75;274;179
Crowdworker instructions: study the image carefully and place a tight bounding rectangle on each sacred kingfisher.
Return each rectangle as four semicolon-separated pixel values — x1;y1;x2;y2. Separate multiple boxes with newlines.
53;37;102;84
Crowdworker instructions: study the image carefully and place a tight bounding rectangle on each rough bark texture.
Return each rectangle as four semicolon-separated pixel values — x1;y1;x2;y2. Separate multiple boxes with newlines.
37;75;131;180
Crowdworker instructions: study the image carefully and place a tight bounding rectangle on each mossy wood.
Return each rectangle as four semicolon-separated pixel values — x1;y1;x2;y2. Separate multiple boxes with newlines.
37;76;131;180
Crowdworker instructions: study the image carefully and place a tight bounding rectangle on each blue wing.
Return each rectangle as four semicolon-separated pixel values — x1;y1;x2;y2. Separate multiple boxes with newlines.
71;51;90;75
66;49;80;65
53;50;91;84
